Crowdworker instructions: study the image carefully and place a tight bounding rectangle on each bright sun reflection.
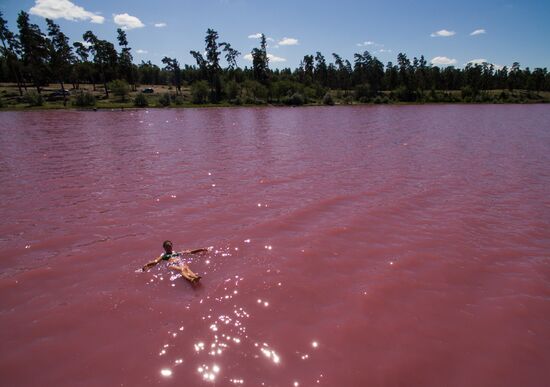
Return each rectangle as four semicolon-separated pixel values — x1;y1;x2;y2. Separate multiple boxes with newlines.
194;342;205;352
157;244;292;385
198;364;220;382
260;346;281;364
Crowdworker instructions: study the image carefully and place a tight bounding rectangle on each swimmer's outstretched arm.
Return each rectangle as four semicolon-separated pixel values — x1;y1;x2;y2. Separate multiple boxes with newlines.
142;254;163;271
181;248;209;254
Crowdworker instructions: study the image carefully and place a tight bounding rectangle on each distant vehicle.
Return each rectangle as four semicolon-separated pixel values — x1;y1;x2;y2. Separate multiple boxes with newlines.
48;89;71;100
142;88;154;93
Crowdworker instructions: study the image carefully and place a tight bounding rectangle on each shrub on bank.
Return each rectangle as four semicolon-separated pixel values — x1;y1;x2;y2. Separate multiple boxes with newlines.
283;92;305;106
461;85;477;101
108;79;130;101
191;81;209;104
342;95;353;105
73;91;96;107
224;80;240;101
158;92;171;107
392;86;417;102
322;92;335;105
25;91;44;106
133;93;148;107
355;83;373;102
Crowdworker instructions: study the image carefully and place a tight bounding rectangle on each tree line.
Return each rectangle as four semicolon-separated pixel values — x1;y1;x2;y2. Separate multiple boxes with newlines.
1;10;549;107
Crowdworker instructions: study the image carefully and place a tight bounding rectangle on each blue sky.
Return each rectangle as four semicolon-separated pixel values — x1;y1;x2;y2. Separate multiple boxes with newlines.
1;0;549;70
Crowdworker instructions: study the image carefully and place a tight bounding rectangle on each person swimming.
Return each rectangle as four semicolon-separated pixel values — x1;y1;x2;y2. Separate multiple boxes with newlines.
142;240;208;283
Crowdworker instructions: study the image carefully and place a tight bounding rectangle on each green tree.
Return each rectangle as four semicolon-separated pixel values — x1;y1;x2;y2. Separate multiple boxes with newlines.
301;55;314;83
138;60;161;85
366;54;384;93
72;41;94;89
219;42;240;70
46;19;74;106
204;28;222;102
84;31;118;98
190;50;208;80
531;68;547;92
353;51;368;85
464;63;482;95
17;11;49;93
414;55;429;96
332;53;351;89
205;28;220;72
0;11;24;95
384;61;398;90
508;62;521;92
314;52;327;86
161;57;182;95
397;52;411;90
117;28;135;90
252;34;269;84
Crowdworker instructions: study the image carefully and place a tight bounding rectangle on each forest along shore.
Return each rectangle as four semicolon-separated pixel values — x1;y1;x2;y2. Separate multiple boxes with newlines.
1;11;550;111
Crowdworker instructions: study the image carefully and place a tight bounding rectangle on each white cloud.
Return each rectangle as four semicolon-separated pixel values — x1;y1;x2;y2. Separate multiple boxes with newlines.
466;58;488;65
136;49;148;54
113;13;145;30
430;29;456;37
278;37;299;46
377;49;392;53
29;0;104;23
154;22;167;28
431;56;457;66
268;53;286;62
465;59;504;70
247;33;276;42
243;53;286;62
470;29;486;36
357;41;385;48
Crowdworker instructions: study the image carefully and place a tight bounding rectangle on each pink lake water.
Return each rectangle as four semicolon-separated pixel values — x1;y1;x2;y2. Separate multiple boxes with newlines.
0;105;549;387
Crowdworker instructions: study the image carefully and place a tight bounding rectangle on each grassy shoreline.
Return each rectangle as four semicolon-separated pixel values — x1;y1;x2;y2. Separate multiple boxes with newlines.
1;83;548;111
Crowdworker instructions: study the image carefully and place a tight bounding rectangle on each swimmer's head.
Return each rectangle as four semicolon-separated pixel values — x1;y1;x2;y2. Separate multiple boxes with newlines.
163;240;173;253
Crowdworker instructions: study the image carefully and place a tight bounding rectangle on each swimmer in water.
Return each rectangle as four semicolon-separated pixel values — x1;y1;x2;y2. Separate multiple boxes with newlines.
142;240;208;283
